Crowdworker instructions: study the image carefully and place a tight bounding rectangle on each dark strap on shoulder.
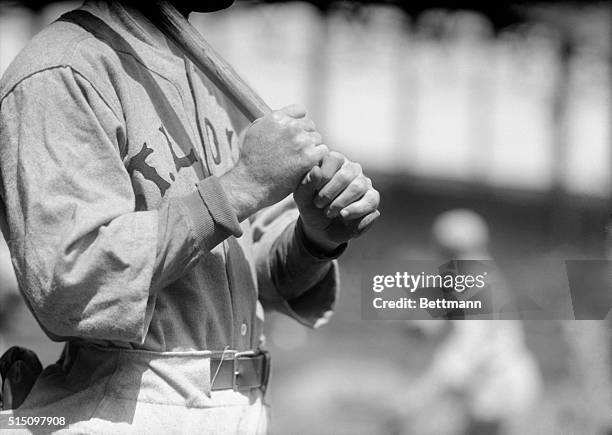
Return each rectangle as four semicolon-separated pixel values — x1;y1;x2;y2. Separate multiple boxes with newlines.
58;9;209;180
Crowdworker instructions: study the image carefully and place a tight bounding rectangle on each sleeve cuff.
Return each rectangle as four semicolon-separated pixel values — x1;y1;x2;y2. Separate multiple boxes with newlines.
197;176;243;238
177;176;243;251
296;218;347;260
272;262;340;329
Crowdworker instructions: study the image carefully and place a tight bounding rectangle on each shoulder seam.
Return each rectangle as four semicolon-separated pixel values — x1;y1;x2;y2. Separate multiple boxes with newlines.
0;64;124;125
0;31;92;100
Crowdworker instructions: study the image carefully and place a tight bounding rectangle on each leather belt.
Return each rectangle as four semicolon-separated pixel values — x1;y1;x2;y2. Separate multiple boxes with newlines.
209;350;270;392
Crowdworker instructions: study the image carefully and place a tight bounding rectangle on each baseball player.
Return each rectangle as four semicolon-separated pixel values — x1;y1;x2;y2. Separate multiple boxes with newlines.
0;0;380;433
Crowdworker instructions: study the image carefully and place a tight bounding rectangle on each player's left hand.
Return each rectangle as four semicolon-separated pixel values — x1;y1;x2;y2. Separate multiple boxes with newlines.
294;151;380;253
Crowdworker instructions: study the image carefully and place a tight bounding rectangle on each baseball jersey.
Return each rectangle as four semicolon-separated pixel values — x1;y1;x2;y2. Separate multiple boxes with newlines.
0;1;340;431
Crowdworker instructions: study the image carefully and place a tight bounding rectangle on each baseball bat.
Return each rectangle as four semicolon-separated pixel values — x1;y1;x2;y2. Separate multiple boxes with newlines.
152;1;271;122
151;1;380;232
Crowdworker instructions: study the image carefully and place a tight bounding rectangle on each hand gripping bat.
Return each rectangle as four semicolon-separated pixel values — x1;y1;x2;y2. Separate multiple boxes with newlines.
152;1;270;121
151;1;379;233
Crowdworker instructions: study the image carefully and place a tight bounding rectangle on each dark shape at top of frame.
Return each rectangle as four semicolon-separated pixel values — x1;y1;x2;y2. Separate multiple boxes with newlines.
0;0;604;34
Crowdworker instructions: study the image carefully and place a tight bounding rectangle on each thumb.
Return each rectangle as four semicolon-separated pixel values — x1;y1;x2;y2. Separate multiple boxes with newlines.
294;166;323;200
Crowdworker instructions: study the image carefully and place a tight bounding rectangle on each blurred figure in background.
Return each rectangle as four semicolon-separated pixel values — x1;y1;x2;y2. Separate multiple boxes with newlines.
432;209;490;260
548;216;612;434
401;209;541;435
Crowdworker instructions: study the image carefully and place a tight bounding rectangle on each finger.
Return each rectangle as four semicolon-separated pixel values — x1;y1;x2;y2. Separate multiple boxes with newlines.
295;166;323;199
317;152;345;188
307;165;325;187
297;131;323;147
314;161;362;209
324;176;371;219
338;188;380;220
307;144;329;167
292;117;317;132
353;210;381;236
279;104;307;119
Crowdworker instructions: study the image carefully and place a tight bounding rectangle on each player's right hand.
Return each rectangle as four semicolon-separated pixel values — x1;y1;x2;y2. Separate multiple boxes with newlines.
220;105;328;220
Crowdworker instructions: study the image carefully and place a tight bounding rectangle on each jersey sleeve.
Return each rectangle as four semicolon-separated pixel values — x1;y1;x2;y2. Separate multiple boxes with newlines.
251;197;341;328
0;67;240;343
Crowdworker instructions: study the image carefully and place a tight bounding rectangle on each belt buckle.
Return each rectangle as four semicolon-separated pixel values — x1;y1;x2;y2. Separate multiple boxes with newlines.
232;350;271;393
232;350;255;392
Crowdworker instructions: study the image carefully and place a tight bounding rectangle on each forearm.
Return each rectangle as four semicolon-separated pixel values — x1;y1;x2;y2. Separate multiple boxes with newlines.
152;176;243;290
19;179;242;342
269;218;344;301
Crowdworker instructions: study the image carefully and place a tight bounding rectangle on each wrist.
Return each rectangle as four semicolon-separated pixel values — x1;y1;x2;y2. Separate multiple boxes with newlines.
298;218;343;255
218;167;261;221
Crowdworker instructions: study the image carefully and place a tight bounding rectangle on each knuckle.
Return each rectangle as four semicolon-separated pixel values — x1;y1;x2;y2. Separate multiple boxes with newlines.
367;192;380;207
349;178;367;194
288;120;302;133
318;191;332;202
316;190;330;202
305;119;317;130
358;176;369;189
303;150;317;165
342;161;360;176
338;169;356;184
318;144;329;155
293;103;306;113
302;143;315;155
329;151;345;163
296;131;313;144
271;111;283;122
328;202;339;212
292;131;304;145
304;145;326;165
290;127;303;139
311;132;323;144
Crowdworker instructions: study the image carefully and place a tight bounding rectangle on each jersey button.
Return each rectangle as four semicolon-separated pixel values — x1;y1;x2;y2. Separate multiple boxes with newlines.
240;323;248;336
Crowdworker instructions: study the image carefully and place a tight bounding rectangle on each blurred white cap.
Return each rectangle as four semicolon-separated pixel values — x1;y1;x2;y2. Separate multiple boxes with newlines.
432;209;490;259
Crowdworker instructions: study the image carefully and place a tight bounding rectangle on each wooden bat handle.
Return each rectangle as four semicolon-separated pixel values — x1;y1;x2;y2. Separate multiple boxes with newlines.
150;2;335;201
152;1;271;122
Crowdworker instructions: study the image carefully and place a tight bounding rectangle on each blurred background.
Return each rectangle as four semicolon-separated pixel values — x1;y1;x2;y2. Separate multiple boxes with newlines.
0;0;611;434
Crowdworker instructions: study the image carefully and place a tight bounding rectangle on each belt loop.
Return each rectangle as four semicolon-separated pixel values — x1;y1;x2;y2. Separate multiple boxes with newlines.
210;345;231;390
260;350;271;396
